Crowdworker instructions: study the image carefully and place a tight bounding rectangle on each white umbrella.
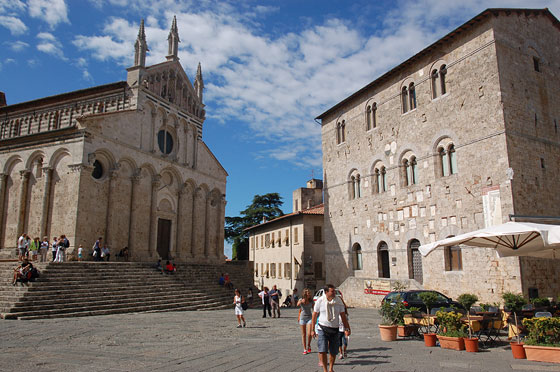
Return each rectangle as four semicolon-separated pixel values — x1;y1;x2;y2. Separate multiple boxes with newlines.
419;222;560;259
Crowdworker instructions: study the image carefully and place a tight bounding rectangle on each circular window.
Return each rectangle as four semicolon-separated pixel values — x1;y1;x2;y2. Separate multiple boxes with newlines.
157;130;174;155
92;160;103;179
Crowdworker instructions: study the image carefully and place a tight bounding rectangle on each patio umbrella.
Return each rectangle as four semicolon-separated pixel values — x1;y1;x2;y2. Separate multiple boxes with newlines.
419;222;560;259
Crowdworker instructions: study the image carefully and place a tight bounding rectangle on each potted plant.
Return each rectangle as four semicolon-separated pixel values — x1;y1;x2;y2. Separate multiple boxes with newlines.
532;297;551;310
419;291;439;347
503;292;528;359
378;299;404;341
436;310;467;350
457;293;479;352
398;307;420;337
522;317;560;363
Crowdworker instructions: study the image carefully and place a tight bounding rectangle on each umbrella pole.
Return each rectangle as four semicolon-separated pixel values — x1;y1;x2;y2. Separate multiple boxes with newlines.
514;312;520;344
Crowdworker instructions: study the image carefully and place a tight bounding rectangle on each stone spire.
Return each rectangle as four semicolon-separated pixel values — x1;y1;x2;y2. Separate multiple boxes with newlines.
133;19;148;67
194;62;204;102
166;15;180;61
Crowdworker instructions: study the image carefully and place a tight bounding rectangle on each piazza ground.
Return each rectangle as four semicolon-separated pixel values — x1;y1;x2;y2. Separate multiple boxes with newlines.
1;308;559;372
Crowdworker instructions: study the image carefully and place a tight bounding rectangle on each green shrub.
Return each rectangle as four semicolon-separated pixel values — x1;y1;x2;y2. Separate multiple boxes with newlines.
502;292;527;312
457;293;478;312
419;292;439;314
531;297;551;308
379;299;407;326
523;317;560;347
436;310;467;337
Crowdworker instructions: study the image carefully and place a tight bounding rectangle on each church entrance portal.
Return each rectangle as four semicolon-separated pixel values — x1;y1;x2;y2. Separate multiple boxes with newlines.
157;218;172;260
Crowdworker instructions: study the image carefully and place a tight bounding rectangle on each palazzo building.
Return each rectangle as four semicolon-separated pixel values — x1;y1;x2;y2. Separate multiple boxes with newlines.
0;17;227;263
247;179;325;299
316;9;560;307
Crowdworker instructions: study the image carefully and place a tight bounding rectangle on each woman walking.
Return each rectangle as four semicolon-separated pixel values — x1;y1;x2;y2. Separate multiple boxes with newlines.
233;288;246;328
297;288;314;354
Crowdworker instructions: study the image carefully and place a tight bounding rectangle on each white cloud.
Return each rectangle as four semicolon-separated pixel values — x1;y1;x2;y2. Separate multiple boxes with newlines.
0;15;27;35
71;0;560;167
28;0;69;28
36;32;67;60
9;40;29;51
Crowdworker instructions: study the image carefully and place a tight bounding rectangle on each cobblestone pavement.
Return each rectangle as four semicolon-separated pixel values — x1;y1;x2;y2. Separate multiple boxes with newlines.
1;308;559;372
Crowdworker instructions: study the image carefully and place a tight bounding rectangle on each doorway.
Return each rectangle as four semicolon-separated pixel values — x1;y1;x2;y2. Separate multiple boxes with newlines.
157;218;172;260
408;239;423;284
378;241;390;278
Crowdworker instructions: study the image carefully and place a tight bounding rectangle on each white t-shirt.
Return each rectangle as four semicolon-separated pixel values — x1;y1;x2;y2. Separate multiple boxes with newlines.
18;236;25;249
314;295;345;328
78;247;83;255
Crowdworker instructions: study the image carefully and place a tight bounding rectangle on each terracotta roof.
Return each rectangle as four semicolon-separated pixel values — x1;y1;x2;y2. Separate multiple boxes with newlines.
244;203;324;231
315;8;559;121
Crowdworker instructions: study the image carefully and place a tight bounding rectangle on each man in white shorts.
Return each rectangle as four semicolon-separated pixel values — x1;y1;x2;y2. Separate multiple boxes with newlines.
311;284;350;372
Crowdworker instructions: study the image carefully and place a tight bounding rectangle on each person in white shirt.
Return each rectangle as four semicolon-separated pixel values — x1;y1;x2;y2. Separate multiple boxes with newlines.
40;237;49;262
17;234;27;261
311;284;350;372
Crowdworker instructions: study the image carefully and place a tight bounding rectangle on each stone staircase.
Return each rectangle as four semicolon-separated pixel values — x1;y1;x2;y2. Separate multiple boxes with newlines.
0;261;258;320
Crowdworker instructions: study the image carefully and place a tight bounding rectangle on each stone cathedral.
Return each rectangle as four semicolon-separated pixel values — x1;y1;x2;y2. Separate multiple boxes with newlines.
0;17;228;263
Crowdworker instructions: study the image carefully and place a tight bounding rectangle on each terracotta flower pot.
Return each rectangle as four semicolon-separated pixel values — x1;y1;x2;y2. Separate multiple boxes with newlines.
464;338;479;352
397;325;418;337
378;325;398;341
438;335;465;351
424;333;437;347
510;342;526;359
524;345;560;363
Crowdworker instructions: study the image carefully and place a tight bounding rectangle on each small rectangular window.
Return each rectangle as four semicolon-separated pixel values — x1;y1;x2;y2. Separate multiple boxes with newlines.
284;263;291;279
278;263;282;278
540;157;545;169
271;232;275;248
533;57;540;72
294;227;299;244
313;226;322;242
265;234;270;248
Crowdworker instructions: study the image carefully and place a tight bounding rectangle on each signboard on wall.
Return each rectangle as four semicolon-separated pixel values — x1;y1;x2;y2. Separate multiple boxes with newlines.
363;279;391;295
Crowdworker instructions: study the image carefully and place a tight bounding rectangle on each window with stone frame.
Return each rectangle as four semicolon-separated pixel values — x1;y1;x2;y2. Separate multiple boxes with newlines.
294;227;299;244
271;232;275;248
261;263;264;277
408;82;417;110
437;140;457;177
284;263;291;279
265;233;270;248
313;226;323;243
431;64;447;99
445;244;462;271
278;263;282;278
250;236;254;249
271;263;276;278
366;102;377;131
277;230;282;246
402;154;418;186
266;263;270;278
366;105;372;131
336;120;346;145
353;244;363;270
533;56;540;72
401;86;409;113
314;262;323;279
284;229;290;246
349;171;361;199
373;164;387;193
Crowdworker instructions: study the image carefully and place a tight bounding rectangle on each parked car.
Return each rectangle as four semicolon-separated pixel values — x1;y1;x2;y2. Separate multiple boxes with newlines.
382;290;464;313
313;288;343;304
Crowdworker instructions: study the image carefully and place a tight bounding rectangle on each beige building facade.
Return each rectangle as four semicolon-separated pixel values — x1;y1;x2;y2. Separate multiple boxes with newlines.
0;18;227;263
317;9;560;307
247;180;325;300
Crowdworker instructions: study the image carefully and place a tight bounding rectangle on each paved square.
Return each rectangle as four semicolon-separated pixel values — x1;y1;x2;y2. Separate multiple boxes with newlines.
1;308;559;371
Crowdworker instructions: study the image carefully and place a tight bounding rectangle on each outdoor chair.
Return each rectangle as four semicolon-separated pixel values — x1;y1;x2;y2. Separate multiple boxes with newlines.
535;311;552;318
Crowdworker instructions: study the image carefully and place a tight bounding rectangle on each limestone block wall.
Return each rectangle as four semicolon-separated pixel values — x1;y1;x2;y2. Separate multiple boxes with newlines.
321;17;530;306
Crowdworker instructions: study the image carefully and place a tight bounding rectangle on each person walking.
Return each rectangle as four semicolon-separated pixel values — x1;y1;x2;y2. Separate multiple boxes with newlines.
311;284;350;372
93;237;103;261
233;288;247;328
77;245;83;262
269;285;282;318
338;296;349;359
39;237;49;262
298;288;314;355
29;237;40;261
51;237;58;262
258;287;271;318
17;233;27;261
55;235;66;262
101;244;110;261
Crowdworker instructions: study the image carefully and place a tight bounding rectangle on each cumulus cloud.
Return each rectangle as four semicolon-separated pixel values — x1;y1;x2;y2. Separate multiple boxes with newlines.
28;0;69;28
9;40;29;51
36;32;67;60
0;15;28;35
71;0;560;167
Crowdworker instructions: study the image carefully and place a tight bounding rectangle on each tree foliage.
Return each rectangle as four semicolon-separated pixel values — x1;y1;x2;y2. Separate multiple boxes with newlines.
225;193;284;260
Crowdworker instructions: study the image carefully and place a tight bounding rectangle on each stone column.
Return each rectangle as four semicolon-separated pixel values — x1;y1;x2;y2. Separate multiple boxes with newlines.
192;134;198;169
127;171;140;252
16;170;30;237
182;125;189;166
174;184;184;261
191;187;205;259
40;167;53;239
204;193;212;258
182;185;194;259
216;197;226;259
150;110;157;153
0;173;8;248
104;170;117;246
148;175;161;258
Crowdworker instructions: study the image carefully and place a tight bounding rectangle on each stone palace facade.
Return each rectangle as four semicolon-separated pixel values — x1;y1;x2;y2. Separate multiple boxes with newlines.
0;17;227;263
317;9;560;307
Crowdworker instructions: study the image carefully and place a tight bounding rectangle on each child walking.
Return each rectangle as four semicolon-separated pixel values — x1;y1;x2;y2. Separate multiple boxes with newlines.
233;288;246;328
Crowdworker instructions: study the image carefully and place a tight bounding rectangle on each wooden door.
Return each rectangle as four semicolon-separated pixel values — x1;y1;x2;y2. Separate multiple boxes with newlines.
157;219;171;260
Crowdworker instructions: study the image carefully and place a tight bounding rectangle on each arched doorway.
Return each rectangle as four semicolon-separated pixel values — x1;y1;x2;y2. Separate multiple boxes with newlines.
352;243;363;271
377;241;390;278
408;239;423;284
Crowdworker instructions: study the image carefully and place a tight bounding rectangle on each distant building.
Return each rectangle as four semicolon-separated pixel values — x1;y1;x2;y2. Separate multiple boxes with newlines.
246;179;325;300
0;17;227;262
316;9;560;307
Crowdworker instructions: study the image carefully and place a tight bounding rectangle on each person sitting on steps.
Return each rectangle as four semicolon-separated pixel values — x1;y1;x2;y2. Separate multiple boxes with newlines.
164;261;176;274
12;259;32;285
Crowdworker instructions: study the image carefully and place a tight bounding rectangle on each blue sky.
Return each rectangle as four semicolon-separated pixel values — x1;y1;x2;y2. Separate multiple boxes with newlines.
2;0;560;258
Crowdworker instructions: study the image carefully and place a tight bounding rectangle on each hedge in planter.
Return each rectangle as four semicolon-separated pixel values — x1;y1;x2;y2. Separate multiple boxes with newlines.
378;299;406;341
436;310;467;351
522;316;560;363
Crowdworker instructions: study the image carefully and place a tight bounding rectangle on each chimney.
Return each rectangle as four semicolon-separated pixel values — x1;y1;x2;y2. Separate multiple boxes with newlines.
0;92;6;108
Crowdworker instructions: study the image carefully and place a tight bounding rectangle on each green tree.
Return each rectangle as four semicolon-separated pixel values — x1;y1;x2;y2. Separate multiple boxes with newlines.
225;193;284;260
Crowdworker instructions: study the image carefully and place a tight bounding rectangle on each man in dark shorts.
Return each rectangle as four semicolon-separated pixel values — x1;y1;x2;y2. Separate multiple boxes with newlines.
311;284;350;372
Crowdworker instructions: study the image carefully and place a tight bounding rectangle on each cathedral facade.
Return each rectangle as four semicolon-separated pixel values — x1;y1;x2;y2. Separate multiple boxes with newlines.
0;17;227;263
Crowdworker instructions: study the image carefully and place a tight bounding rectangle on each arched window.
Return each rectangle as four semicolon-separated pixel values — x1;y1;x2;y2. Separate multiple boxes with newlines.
440;65;447;95
336;122;342;144
401;86;409;113
350;175;356;199
432;65;447;99
431;69;439;99
448;144;457;175
372;102;377;129
408;239;423;283
409;82;416;110
349;172;361;199
157;130;174;155
366;105;372;131
373;168;380;194
378;241;390;278
403;159;410;186
352;243;363;270
439;146;449;177
381;166;387;192
403;154;417;186
341;120;346;143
